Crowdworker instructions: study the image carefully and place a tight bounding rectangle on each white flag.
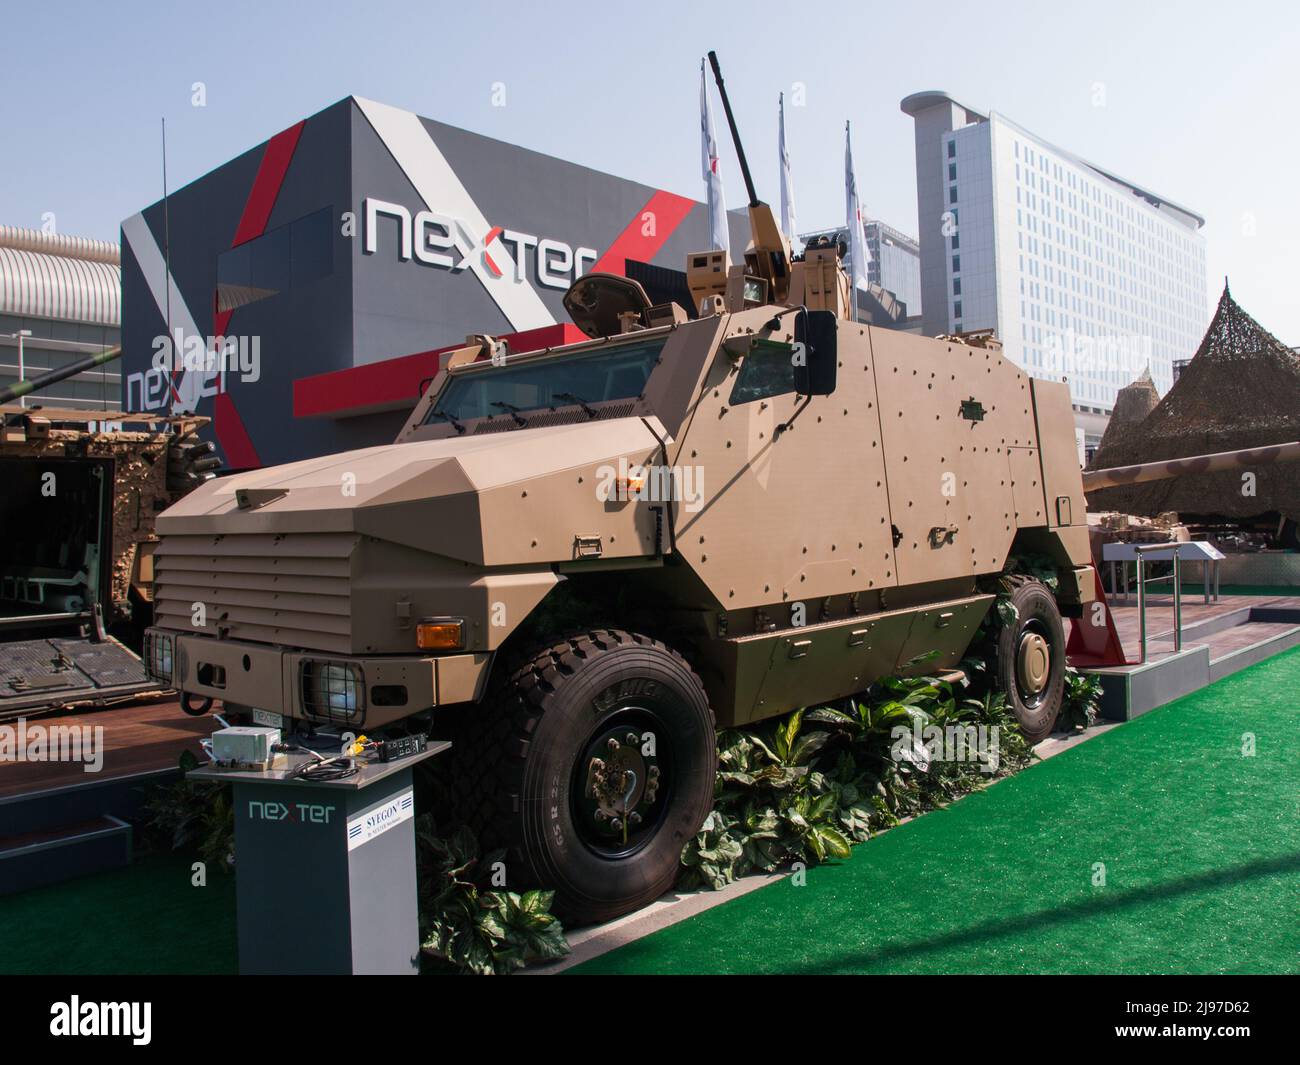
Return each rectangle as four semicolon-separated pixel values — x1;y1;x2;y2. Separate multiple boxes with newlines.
845;122;871;300
700;59;729;254
779;92;797;243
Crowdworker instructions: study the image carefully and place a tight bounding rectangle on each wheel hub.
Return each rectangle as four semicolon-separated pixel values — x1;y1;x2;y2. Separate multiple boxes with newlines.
1017;631;1050;696
577;719;664;851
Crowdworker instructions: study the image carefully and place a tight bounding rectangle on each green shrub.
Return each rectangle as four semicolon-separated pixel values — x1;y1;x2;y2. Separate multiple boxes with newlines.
415;818;569;976
1059;668;1103;730
143;779;236;872
680;668;1035;891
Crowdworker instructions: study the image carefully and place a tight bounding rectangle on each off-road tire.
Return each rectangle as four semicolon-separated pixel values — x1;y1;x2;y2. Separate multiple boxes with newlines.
450;629;716;925
996;576;1066;745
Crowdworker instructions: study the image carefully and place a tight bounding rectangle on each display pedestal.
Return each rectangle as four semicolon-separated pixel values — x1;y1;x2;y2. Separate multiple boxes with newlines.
190;742;447;975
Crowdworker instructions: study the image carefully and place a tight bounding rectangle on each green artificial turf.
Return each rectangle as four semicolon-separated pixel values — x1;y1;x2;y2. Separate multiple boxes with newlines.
0;852;237;975
574;645;1300;975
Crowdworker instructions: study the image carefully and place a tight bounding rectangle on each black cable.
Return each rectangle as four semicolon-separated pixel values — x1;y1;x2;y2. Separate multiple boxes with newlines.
292;756;359;783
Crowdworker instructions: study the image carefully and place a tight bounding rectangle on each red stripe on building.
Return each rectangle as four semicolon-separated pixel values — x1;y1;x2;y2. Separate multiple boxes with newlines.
213;392;262;470
590;190;696;275
198;119;306;464
293;323;588;419
231;121;306;248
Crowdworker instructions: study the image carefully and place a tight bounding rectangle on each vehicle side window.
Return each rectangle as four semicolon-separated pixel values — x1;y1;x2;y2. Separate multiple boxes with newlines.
728;340;798;405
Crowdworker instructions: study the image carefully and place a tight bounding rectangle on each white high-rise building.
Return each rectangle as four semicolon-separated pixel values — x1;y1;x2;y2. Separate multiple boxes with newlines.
900;92;1207;439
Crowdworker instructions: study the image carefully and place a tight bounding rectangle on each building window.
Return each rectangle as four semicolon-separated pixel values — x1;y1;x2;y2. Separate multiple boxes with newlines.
947;140;956;159
948;163;957;181
954;301;962;320
949;187;957;205
952;255;960;273
953;278;961;296
951;233;959;250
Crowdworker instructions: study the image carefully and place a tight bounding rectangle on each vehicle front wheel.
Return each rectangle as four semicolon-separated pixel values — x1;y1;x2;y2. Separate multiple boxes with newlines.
995;577;1066;745
451;629;716;926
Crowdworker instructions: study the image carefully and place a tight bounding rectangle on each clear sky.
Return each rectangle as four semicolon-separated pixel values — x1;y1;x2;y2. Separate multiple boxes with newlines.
3;0;1295;343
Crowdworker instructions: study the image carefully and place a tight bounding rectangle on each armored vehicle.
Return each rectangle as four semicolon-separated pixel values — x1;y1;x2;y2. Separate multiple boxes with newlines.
147;57;1106;922
0;350;217;717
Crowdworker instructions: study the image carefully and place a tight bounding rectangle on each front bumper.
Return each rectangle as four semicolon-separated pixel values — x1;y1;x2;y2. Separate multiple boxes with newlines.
146;628;493;729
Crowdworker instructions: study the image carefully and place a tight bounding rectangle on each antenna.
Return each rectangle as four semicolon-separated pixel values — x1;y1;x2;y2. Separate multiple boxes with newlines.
706;51;760;208
162;117;176;415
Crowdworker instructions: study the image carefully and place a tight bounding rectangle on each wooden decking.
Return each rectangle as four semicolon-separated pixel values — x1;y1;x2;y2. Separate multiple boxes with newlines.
0;697;208;799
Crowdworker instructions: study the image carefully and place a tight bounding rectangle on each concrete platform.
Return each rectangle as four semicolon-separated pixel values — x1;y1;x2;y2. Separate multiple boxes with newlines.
1085;593;1300;720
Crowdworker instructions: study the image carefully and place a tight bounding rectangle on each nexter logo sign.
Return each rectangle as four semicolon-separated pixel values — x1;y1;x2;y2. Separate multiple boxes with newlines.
248;800;336;824
363;197;597;289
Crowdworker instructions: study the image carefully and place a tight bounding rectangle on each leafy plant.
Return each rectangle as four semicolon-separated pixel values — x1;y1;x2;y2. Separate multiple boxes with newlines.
143;779;236;871
416;817;568;975
1059;668;1102;730
681;665;1036;892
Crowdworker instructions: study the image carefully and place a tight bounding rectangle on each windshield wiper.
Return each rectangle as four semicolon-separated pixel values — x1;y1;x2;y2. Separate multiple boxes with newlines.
554;391;598;419
428;410;466;434
490;401;528;426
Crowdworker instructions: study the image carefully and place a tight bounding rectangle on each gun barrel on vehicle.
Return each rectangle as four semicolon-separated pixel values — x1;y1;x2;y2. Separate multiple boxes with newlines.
706;50;758;207
1083;440;1300;492
0;346;122;405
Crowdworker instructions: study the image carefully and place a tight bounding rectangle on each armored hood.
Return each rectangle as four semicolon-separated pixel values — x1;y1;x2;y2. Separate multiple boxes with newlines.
158;416;669;567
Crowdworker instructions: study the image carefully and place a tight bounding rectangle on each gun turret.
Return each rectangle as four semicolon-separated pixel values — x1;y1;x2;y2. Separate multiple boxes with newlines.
1083;440;1300;493
689;53;851;321
702;51;792;306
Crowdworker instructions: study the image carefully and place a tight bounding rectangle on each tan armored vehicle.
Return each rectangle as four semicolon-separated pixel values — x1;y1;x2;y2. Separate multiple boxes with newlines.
0;352;217;717
144;56;1113;922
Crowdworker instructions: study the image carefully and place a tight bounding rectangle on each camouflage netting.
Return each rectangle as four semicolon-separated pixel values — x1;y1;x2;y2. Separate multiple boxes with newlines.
1087;283;1300;523
1093;364;1160;459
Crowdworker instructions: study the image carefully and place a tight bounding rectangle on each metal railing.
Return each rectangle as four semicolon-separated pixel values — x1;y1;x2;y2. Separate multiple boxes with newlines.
1133;542;1185;665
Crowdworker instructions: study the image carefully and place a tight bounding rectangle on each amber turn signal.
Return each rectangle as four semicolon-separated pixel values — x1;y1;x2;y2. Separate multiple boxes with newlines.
416;618;464;651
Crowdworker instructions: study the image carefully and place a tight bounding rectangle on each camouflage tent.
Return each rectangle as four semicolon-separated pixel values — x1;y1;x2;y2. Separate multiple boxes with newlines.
1087;282;1300;523
1093;364;1160;460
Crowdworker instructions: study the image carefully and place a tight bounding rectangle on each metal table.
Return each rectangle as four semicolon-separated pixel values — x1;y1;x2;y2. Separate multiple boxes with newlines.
1102;540;1224;604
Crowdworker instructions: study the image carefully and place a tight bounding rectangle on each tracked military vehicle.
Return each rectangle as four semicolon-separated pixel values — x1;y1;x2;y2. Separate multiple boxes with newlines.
147;56;1107;922
0;349;218;718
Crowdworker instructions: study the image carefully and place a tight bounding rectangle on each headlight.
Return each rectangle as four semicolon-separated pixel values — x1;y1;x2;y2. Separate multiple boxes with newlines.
300;660;365;724
144;631;173;684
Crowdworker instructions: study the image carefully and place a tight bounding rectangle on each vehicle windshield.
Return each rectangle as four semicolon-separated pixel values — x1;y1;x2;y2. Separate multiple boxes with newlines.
425;339;664;425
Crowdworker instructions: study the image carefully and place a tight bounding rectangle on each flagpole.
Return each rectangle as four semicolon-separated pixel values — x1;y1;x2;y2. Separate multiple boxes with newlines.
847;120;858;325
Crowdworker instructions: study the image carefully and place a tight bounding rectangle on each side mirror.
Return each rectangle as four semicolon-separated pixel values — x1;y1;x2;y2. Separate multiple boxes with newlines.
793;310;838;396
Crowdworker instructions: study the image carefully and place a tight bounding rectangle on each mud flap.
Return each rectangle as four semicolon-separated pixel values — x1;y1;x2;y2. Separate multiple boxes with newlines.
1065;566;1129;667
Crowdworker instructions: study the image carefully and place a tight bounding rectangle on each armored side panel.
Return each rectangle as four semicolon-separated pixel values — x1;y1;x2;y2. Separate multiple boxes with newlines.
869;331;1039;584
667;310;898;610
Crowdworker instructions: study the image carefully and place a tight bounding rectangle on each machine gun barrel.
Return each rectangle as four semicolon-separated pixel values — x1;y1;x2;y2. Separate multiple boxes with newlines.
1083;440;1300;492
706;50;759;207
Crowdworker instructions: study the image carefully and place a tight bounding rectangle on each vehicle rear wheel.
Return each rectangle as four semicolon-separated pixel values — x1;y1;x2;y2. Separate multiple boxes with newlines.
995;577;1065;745
451;629;716;925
